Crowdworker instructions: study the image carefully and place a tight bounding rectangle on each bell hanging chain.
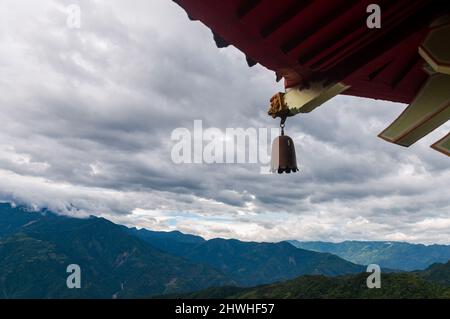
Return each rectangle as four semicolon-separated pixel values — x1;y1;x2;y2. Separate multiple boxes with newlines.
280;116;286;136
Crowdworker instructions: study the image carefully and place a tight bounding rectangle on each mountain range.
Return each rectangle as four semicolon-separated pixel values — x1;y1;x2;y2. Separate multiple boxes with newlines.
0;204;230;298
1;203;449;298
129;227;364;286
0;203;362;298
289;240;450;271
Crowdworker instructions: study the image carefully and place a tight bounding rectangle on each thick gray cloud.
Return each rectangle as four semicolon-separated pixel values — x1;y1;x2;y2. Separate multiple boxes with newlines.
0;0;449;244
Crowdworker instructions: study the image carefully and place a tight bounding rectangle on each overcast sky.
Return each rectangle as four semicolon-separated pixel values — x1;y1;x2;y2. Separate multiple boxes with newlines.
0;0;449;244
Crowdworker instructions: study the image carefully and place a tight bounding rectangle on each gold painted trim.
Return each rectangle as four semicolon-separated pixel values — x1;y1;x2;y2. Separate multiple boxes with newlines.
378;73;450;147
284;82;350;115
419;46;450;75
431;133;450;157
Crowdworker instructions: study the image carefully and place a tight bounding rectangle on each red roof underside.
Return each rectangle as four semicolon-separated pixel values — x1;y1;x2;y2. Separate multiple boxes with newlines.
175;0;449;104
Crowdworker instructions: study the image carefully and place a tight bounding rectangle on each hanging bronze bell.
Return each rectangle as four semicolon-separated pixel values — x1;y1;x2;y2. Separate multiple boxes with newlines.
271;121;299;174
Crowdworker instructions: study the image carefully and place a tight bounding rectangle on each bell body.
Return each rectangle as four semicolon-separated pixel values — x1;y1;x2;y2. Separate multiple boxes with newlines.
271;135;299;174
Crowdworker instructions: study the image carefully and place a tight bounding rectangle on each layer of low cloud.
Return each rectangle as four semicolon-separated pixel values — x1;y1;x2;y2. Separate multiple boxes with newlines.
0;0;449;244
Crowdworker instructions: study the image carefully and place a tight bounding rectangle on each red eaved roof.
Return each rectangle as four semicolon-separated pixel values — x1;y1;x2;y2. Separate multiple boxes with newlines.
174;0;449;104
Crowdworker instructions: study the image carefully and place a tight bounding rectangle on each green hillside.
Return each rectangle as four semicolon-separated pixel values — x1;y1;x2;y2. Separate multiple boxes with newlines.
178;261;450;299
